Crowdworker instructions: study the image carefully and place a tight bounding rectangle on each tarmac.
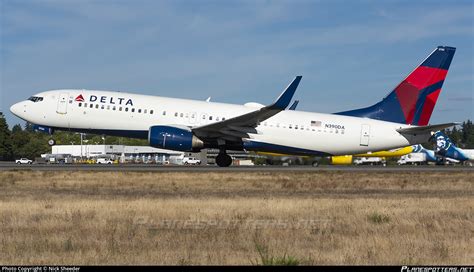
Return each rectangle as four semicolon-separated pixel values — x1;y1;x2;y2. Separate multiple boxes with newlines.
0;162;472;172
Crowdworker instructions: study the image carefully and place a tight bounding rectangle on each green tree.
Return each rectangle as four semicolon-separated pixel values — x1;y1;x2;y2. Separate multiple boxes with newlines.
0;114;14;160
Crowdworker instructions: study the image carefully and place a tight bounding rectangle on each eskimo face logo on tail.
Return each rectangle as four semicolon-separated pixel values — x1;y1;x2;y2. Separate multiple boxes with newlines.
436;135;447;149
75;94;85;102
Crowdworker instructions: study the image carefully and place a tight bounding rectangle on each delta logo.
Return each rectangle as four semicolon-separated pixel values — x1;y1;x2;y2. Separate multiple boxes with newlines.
75;94;85;102
75;94;134;106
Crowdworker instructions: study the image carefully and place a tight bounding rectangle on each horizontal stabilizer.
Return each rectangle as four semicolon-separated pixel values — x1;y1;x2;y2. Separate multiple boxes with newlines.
396;122;459;135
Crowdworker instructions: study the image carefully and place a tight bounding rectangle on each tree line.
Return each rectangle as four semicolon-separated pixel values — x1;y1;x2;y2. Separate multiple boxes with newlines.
1;113;473;160
0;113;146;160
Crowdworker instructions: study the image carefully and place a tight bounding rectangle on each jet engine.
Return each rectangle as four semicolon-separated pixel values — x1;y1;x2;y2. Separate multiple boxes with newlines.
148;125;204;152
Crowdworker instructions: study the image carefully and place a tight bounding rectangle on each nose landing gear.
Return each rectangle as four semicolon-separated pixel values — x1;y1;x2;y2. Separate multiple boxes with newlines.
48;139;56;146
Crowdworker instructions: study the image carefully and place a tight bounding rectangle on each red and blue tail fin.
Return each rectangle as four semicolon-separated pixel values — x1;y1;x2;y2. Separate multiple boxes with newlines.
335;46;456;125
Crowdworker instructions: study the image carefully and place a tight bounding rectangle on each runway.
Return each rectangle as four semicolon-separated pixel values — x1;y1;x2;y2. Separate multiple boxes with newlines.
0;162;472;172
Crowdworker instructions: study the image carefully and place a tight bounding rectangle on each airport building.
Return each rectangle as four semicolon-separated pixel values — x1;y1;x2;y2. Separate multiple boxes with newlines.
49;145;255;165
51;144;185;164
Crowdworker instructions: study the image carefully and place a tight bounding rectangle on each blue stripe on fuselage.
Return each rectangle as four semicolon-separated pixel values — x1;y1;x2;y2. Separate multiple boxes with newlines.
243;140;332;156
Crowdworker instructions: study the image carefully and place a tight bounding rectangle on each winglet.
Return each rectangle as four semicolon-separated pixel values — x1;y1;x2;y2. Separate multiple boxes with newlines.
289;100;299;110
269;76;302;110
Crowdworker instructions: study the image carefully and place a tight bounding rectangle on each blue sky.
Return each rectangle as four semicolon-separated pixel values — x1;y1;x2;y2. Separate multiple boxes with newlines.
1;0;473;127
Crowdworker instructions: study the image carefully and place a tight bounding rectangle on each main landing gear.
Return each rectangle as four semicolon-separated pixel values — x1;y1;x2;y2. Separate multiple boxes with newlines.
216;151;232;167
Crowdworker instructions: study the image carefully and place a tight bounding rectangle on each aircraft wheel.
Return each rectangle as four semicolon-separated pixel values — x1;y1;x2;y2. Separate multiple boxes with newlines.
48;139;56;146
312;161;319;167
216;153;232;167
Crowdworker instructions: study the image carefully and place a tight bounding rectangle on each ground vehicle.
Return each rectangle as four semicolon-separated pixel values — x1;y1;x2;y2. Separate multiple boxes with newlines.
96;158;113;164
183;157;201;165
397;153;427;165
15;158;33;164
353;157;386;166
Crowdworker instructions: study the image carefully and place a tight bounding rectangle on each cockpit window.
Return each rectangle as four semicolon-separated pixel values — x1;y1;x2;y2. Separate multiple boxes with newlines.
28;96;43;102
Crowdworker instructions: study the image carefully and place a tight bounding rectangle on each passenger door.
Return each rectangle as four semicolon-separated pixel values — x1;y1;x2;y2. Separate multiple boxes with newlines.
360;124;370;146
57;93;69;114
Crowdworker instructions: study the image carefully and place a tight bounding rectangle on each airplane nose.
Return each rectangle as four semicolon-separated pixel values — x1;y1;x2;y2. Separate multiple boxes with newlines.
10;102;23;117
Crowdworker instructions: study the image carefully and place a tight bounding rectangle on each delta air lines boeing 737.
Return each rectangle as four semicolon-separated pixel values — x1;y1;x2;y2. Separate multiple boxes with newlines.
10;46;456;167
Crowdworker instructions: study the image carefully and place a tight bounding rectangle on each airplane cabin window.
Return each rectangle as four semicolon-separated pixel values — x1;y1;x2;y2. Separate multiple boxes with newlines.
222;117;225;121
78;103;82;107
144;109;147;114
150;110;154;114
107;105;110;110
132;108;135;112
209;116;213;120
101;105;105;110
113;106;116;111
95;104;99;109
180;113;183;117
163;111;166;115
84;103;88;107
175;112;178;117
138;109;142;113
90;104;93;108
125;108;129;112
119;107;122;111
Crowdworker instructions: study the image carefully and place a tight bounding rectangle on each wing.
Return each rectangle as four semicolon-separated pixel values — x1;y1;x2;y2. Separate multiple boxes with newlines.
193;76;302;141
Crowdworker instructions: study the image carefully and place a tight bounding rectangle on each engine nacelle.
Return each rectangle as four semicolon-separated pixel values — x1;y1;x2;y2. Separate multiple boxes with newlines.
32;124;54;135
148;126;204;152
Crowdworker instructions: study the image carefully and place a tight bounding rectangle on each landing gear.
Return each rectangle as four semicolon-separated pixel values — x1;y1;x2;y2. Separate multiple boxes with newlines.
48;139;56;146
216;153;232;167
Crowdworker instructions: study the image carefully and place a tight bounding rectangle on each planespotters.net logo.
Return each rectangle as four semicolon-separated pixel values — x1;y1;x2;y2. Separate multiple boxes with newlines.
401;266;473;272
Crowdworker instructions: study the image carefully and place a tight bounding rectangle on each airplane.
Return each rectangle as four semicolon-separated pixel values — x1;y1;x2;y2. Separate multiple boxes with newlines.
434;131;474;165
10;46;456;167
411;144;438;163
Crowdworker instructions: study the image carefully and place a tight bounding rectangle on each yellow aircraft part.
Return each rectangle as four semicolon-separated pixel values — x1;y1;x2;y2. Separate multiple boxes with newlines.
331;146;414;165
331;155;353;165
354;146;414;157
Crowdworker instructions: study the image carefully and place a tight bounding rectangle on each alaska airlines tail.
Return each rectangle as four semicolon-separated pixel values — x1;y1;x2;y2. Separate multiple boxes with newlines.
336;46;456;126
434;131;470;161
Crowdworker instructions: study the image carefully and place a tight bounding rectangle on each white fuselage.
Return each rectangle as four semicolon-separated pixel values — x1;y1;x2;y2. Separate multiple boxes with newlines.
10;89;431;156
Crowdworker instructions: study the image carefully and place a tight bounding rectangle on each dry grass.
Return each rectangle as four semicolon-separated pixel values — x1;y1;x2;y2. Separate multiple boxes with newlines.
0;170;472;265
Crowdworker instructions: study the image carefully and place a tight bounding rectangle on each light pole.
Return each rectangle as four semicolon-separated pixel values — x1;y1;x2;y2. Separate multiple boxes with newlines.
80;133;83;161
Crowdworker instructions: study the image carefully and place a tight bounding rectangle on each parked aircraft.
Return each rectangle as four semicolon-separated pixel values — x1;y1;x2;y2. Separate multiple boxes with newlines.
10;46;456;166
435;131;474;165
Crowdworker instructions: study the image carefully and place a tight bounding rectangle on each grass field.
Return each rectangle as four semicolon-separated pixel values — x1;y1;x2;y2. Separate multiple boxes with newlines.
0;170;472;265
